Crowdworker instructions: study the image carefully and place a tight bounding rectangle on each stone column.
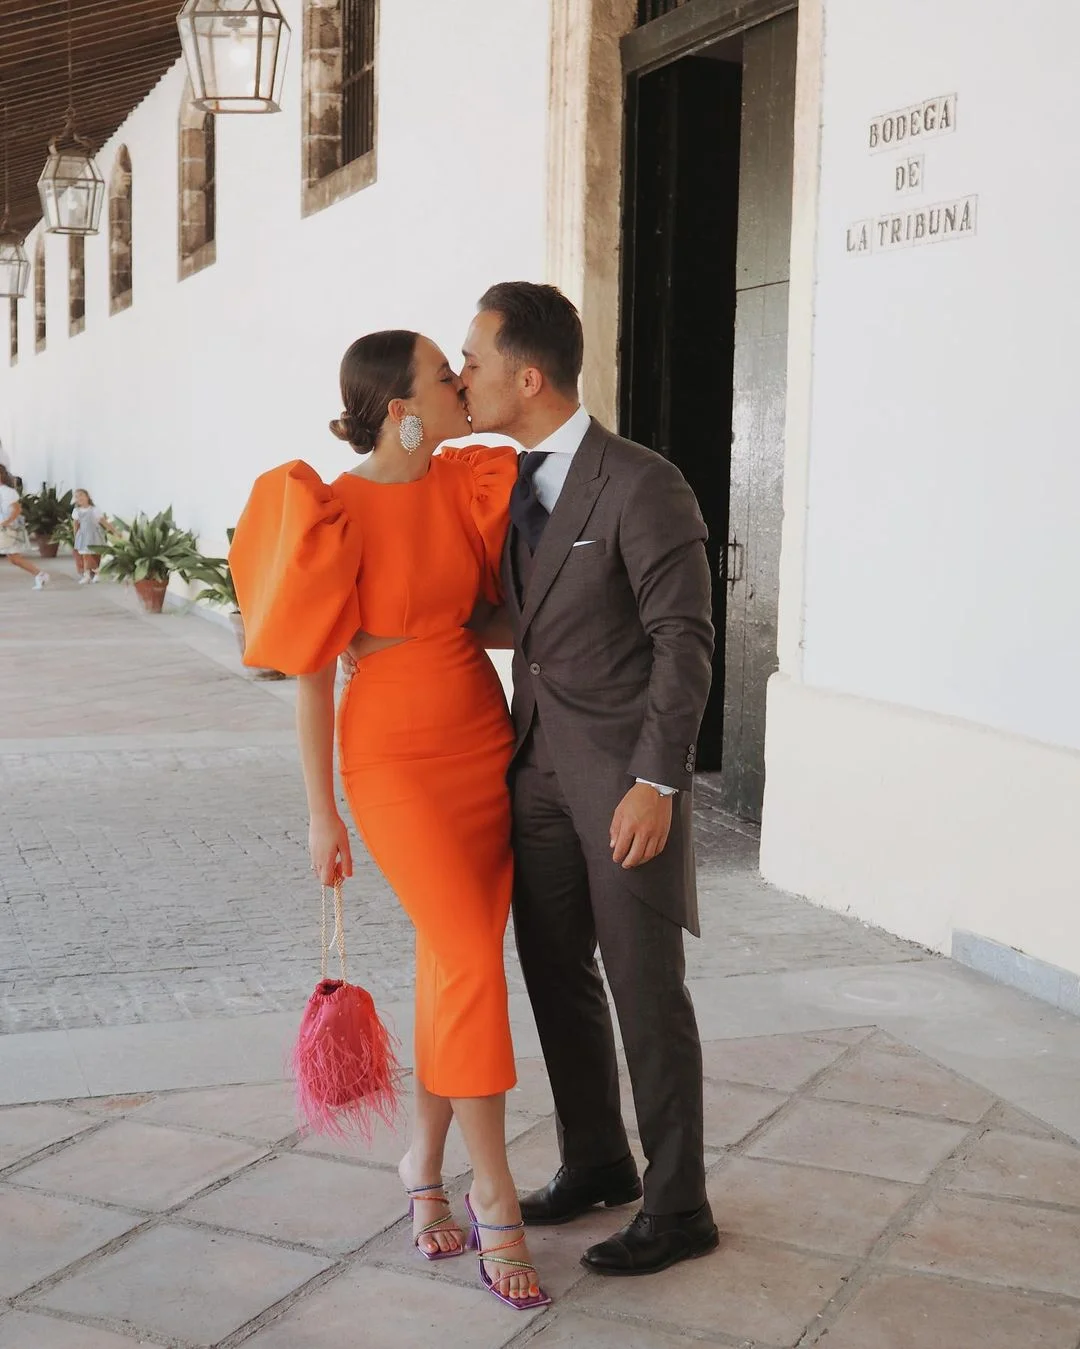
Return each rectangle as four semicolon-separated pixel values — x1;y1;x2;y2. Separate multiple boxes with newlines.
546;0;637;426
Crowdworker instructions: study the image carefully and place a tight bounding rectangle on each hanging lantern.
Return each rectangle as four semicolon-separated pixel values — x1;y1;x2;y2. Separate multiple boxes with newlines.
177;0;291;114
0;102;30;296
38;135;106;236
36;0;107;235
0;237;30;300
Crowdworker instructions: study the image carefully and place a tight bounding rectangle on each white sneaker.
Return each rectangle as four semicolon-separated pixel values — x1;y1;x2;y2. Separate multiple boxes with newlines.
33;572;50;590
78;573;91;585
90;572;100;584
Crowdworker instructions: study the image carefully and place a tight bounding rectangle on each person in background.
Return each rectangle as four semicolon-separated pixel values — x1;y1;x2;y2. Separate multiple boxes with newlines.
0;466;49;590
72;488;111;584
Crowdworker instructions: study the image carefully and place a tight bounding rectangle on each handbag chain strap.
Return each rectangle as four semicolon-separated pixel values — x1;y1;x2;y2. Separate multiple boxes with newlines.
320;876;348;983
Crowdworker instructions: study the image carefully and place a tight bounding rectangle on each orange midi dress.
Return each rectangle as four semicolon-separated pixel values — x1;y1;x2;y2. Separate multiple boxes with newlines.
230;446;519;1098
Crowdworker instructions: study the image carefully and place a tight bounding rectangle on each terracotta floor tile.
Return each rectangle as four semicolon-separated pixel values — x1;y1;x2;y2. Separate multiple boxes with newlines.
132;1081;300;1143
701;1032;847;1091
180;1152;404;1255
571;1235;851;1345
0;1105;97;1170
748;1098;968;1183
885;1192;1080;1297
709;1156;914;1256
31;1223;331;1345
824;1272;1080;1349
0;1312;146;1348
517;1311;698;1348
13;1119;267;1211
0;1188;140;1298
814;1042;995;1122
244;1264;547;1346
947;1130;1080;1207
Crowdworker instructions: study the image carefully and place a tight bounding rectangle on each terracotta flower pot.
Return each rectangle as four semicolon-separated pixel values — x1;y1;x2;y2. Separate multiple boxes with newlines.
134;577;169;613
32;536;60;559
229;611;286;680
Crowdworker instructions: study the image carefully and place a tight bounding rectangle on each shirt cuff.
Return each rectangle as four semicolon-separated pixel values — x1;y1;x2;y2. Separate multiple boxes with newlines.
636;778;677;797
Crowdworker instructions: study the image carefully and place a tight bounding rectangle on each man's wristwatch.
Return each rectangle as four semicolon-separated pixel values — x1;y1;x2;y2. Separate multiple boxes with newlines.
636;779;677;798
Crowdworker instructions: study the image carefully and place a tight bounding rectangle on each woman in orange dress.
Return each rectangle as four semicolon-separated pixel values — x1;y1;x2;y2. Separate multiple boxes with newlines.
230;331;548;1309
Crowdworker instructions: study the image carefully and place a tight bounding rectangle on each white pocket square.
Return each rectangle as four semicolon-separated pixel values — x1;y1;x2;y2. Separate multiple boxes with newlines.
572;539;597;548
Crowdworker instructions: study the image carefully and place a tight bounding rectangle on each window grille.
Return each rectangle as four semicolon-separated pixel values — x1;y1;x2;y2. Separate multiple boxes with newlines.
204;114;216;245
638;0;687;22
342;0;376;166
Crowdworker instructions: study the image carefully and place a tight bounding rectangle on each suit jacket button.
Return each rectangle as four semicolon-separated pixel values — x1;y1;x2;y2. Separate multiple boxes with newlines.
529;662;542;676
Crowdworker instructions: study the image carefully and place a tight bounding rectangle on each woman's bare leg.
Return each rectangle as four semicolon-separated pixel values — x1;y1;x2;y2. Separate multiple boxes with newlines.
398;1080;462;1255
453;1093;541;1301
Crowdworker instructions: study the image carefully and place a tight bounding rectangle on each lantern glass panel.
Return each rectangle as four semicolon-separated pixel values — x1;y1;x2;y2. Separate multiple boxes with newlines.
179;0;290;113
0;241;30;299
38;150;106;236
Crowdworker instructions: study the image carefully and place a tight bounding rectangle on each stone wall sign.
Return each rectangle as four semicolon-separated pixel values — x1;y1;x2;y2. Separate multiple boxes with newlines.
868;93;957;153
847;92;976;257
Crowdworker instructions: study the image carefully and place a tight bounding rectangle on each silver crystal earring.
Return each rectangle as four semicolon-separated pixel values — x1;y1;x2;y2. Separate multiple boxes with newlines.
399;414;424;454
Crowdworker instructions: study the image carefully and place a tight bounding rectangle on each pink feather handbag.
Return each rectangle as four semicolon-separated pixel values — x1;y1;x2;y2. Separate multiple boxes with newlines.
291;878;402;1140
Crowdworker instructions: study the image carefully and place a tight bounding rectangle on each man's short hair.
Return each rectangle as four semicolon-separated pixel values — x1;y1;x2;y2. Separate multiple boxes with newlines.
477;282;583;397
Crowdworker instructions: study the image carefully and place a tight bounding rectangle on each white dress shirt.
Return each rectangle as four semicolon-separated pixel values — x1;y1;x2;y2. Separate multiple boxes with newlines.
526;406;677;799
528;404;592;513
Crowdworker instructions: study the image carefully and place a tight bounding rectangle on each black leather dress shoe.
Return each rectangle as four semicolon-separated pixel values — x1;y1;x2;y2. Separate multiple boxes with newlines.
519;1154;643;1226
581;1202;719;1275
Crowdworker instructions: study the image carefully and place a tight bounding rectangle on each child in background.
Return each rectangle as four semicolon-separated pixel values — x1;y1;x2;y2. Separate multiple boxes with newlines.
72;489;111;584
0;466;49;589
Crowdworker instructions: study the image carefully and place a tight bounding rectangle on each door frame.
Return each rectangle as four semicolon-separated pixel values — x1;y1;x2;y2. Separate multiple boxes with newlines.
619;0;797;432
622;0;796;77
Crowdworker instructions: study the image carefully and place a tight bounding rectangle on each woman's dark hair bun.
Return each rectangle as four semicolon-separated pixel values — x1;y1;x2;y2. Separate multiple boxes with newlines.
332;330;419;457
328;411;376;453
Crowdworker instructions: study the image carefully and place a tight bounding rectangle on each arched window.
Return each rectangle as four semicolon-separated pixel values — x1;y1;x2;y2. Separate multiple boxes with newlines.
69;235;86;336
34;237;45;352
302;0;378;216
8;298;17;367
109;146;133;314
179;82;216;280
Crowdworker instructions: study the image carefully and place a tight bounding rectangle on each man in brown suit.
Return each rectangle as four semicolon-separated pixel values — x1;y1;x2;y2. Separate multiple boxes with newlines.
461;282;718;1275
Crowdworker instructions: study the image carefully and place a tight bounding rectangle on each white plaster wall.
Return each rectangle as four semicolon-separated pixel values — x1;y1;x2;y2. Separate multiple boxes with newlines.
762;676;1080;977
0;0;549;557
801;0;1080;752
763;0;1080;978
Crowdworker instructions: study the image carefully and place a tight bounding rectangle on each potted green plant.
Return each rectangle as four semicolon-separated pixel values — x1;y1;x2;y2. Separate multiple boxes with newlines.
93;507;204;613
189;530;286;680
22;483;74;558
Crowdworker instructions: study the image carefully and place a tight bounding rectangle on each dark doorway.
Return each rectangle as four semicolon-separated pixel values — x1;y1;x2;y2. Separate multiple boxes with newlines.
620;12;796;821
621;50;742;778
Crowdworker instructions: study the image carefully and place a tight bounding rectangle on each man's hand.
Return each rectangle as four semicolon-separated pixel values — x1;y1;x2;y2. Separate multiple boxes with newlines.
610;783;673;869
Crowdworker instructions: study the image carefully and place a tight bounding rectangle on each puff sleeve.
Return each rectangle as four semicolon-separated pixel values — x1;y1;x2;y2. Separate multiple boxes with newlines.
441;445;518;605
230;460;362;674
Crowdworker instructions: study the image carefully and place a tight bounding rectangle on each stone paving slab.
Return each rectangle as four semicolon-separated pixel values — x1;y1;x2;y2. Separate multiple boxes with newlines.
2;1030;1080;1347
0;1188;141;1299
822;1272;1080;1349
0;1311;150;1348
30;1223;333;1345
14;1120;268;1212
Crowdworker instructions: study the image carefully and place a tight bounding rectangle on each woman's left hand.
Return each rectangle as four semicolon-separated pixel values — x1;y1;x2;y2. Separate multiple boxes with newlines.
308;811;354;885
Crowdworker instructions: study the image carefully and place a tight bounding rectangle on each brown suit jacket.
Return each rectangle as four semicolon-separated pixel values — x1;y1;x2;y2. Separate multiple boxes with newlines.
503;419;714;935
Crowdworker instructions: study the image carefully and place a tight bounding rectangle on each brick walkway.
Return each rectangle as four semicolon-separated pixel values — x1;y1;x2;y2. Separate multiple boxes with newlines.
3;560;1080;1349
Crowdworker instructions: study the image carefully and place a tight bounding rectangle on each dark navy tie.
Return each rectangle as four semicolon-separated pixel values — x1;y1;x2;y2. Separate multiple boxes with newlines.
509;451;551;554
